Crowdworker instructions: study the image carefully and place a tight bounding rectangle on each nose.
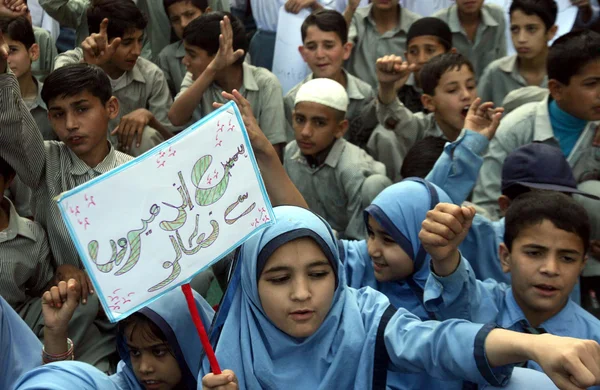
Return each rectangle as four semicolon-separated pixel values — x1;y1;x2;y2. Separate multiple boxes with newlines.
291;276;311;301
539;256;560;277
132;40;142;56
460;86;472;101
417;51;428;65
367;236;382;259
65;112;79;132
517;30;527;43
316;45;326;58
138;354;155;375
300;123;313;139
181;16;192;30
182;55;190;67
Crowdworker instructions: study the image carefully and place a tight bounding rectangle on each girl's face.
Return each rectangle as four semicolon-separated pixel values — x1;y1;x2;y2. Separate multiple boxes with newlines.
258;237;336;338
366;216;414;282
125;323;183;390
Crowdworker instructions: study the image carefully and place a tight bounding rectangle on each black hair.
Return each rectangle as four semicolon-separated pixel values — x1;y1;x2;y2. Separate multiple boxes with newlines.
183;12;247;65
0;16;35;49
163;0;209;14
41;64;113;106
548;29;600;85
400;136;447;179
119;312;169;346
301;9;348;45
509;0;558;30
87;0;148;41
0;156;16;180
501;183;531;201
504;191;590;254
420;52;475;95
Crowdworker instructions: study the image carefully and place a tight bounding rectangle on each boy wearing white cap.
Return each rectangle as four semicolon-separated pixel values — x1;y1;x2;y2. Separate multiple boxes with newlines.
284;78;391;240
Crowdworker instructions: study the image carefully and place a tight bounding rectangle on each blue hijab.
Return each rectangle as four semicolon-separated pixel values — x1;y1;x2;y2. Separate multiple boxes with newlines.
14;361;122;390
342;179;451;319
112;288;215;390
202;206;392;389
1;295;42;390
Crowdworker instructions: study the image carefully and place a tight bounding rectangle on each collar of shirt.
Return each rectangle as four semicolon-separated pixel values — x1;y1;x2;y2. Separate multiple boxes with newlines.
447;4;500;34
364;4;412;36
532;94;558;142
241;62;259;92
0;197;37;243
498;55;548;88
112;58;148;92
501;287;577;334
291;137;347;169
28;77;47;112
68;142;120;176
305;70;367;101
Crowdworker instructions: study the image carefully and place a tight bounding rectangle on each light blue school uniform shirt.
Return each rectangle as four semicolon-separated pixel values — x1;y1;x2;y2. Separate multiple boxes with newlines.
424;258;600;389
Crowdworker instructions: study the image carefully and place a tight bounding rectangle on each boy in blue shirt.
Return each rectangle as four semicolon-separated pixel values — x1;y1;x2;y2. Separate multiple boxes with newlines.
421;190;600;383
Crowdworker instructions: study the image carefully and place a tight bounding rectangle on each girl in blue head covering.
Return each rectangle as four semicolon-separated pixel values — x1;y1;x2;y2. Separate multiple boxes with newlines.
39;280;214;390
200;205;600;390
341;178;451;320
14;361;122;390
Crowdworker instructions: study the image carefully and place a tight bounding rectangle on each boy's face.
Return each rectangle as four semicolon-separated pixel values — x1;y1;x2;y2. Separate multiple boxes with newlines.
258;237;335;338
5;37;38;79
125;323;183;390
167;1;204;40
47;92;119;159
510;10;555;61
182;43;214;81
109;29;144;72
292;102;346;157
500;220;586;321
405;36;448;83
299;26;352;80
366;216;415;282
423;65;477;137
549;59;600;121
456;0;484;14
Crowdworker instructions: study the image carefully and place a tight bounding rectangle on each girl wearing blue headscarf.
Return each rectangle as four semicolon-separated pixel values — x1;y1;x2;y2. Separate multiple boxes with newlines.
36;281;214;390
200;205;599;390
341;178;450;320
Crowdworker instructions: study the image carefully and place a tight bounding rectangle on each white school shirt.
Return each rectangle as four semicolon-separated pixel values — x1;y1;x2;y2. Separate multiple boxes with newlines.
252;0;336;32
335;0;455;16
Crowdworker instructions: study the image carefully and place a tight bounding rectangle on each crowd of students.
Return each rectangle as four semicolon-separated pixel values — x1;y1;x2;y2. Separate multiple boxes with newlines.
0;0;600;388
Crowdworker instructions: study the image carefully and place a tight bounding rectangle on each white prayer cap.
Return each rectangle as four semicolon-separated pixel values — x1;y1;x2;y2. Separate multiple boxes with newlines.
294;78;349;113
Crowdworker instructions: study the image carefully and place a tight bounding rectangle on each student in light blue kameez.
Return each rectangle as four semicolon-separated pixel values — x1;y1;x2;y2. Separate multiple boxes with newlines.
15;361;122;390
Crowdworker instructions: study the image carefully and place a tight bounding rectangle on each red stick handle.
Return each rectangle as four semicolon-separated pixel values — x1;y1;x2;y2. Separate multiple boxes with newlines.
181;283;222;374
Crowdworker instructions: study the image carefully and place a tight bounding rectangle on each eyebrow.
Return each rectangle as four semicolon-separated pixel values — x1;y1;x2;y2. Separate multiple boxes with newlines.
49;99;89;111
262;260;331;274
126;342;167;350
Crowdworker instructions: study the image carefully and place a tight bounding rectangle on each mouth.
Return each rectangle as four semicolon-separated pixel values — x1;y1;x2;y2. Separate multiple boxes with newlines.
289;309;315;321
142;380;164;389
297;141;315;149
372;260;388;272
68;135;85;145
516;47;530;53
533;284;560;296
460;105;470;118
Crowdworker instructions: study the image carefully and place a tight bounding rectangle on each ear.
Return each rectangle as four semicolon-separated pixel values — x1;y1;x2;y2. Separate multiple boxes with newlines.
450;47;457;54
342;41;353;61
298;45;308;62
334;119;349;139
499;243;512;273
205;6;212;13
421;93;436;113
497;195;511;214
106;96;120;120
547;25;558;42
547;79;564;102
29;43;40;62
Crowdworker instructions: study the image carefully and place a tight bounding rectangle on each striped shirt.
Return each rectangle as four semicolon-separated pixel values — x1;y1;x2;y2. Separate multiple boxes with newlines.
0;197;54;311
0;71;132;268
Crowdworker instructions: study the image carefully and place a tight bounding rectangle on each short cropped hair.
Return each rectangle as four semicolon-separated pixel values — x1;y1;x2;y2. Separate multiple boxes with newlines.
548;29;600;85
301;9;348;45
420;52;475;96
0;156;15;180
183;12;247;65
504;191;591;254
509;0;558;30
41;64;113;106
163;0;209;14
0;16;35;49
400;136;447;179
87;0;148;41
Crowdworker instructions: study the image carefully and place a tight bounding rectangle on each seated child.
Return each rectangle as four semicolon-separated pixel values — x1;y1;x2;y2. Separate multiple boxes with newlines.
200;205;600;390
433;0;506;78
284;9;377;149
398;17;454;114
0;294;42;390
343;0;420;89
54;0;174;156
478;0;558;108
474;29;600;219
368;52;501;181
169;12;287;159
284;78;391;239
157;0;209;98
35;279;214;389
421;191;600;385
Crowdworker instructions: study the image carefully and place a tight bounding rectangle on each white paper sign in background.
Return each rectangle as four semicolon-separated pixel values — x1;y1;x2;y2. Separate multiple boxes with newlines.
56;102;275;322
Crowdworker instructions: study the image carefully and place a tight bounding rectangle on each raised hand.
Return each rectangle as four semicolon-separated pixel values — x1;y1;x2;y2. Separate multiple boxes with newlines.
202;369;239;389
207;16;245;73
55;264;94;304
42;279;81;334
464;98;504;140
284;0;316;13
419;203;476;276
111;108;153;153
81;18;122;66
376;55;416;87
0;0;27;18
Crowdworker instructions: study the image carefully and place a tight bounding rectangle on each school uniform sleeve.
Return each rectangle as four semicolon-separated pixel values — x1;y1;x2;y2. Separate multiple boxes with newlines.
0;71;46;191
384;307;512;386
425;129;489;205
38;0;88;29
423;255;506;323
53;48;83;70
348;13;359;45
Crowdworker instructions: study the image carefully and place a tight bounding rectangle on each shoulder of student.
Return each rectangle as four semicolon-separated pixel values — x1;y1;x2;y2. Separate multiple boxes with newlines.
483;3;507;21
347;73;377;100
337;140;386;177
432;5;452;21
569;302;600;339
493;100;539;144
482;56;515;77
157;41;181;62
32;26;54;44
53;47;84;69
283;140;299;161
135;56;169;84
17;214;48;244
246;64;283;91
